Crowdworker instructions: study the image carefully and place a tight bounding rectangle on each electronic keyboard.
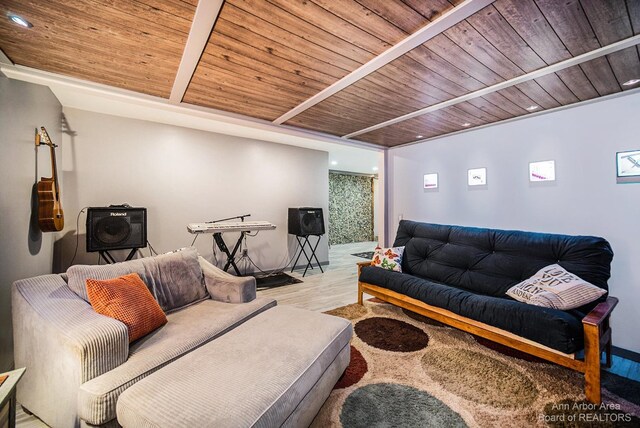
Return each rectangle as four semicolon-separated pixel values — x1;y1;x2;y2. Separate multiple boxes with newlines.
187;221;276;234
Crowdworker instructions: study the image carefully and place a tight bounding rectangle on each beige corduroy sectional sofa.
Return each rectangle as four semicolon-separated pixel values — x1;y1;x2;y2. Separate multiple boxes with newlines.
12;248;352;428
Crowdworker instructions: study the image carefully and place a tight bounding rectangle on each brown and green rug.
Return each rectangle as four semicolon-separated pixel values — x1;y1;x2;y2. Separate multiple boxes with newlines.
314;299;640;427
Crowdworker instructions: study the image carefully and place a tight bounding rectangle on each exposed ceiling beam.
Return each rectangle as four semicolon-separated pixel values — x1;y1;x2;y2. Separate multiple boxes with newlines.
169;0;224;104
344;34;640;139
272;0;496;125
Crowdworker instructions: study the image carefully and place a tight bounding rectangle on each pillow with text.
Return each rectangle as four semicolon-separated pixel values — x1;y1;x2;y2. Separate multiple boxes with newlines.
506;264;606;310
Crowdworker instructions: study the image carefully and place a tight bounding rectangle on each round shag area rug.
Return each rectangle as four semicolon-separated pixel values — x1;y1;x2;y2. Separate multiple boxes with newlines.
340;383;466;428
314;300;640;427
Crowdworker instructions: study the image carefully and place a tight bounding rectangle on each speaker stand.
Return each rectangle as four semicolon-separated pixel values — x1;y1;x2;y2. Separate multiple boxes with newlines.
291;235;324;277
99;248;137;264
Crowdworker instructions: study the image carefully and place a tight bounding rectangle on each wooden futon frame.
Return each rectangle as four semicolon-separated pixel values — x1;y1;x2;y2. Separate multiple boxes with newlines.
357;261;618;404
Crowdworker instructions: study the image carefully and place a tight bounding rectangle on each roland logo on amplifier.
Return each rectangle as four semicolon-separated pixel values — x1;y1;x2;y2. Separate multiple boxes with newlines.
110;212;128;216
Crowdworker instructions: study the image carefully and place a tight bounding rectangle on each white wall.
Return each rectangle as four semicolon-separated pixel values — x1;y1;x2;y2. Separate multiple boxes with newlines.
58;108;329;274
377;151;387;246
0;76;62;371
373;177;379;240
387;91;640;354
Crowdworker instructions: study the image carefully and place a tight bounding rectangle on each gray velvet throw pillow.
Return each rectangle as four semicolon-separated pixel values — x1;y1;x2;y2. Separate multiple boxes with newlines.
67;247;209;313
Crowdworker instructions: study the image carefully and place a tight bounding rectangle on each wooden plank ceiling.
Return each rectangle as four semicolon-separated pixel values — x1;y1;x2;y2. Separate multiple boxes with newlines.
0;0;196;98
285;0;640;146
1;0;639;148
182;0;457;120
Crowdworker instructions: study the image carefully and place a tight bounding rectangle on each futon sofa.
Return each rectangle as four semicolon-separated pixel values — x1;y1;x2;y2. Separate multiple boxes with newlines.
358;220;617;403
13;247;352;428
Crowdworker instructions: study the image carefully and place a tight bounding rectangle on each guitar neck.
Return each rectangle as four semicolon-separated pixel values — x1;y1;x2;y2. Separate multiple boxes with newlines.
49;144;60;196
40;127;61;197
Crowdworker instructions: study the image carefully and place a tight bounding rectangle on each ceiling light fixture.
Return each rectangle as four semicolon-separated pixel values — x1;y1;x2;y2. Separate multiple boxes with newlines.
416;135;424;138
526;105;539;111
8;13;32;28
372;167;379;171
331;161;337;166
622;79;640;86
462;122;471;127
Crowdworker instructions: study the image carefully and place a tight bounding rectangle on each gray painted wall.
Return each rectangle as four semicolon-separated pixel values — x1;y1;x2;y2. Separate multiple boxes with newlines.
57;108;329;274
387;91;640;354
0;76;62;371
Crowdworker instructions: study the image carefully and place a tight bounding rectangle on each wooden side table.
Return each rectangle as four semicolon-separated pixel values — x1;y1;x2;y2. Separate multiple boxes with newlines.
0;368;26;428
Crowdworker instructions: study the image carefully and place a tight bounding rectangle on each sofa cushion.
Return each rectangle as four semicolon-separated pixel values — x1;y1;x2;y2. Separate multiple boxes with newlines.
68;247;209;313
394;221;612;308
116;306;352;428
506;264;606;310
360;266;585;354
77;297;277;425
86;273;167;342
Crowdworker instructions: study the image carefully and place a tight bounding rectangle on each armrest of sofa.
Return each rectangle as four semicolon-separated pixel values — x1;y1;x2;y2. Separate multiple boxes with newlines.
582;296;618;327
12;274;129;428
582;296;618;402
357;261;372;279
199;256;256;303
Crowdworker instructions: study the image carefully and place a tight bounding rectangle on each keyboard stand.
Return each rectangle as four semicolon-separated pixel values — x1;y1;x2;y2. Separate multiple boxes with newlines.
213;232;245;276
291;234;324;277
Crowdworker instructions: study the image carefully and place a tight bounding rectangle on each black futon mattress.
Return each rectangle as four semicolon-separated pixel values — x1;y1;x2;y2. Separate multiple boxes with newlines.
360;221;613;354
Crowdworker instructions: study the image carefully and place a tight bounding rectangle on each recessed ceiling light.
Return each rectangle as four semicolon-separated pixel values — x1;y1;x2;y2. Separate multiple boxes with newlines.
416;135;424;138
8;13;32;28
526;105;539;111
372;166;379;171
462;122;471;127
622;79;640;86
330;160;337;166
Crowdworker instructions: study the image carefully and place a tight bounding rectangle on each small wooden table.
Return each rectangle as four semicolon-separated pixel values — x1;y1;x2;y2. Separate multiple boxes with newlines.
0;368;26;428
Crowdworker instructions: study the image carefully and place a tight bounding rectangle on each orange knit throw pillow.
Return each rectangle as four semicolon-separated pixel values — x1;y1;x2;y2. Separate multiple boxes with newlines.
86;273;167;343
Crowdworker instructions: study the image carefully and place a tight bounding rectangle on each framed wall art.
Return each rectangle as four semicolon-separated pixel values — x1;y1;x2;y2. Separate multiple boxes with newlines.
616;150;640;183
468;167;487;186
423;173;438;189
529;160;555;182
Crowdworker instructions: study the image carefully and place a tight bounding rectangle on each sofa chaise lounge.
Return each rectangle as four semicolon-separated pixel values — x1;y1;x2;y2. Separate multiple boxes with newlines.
13;247;352;427
358;220;617;404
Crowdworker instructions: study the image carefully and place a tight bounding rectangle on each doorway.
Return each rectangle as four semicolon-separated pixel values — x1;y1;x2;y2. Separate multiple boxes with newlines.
328;172;376;245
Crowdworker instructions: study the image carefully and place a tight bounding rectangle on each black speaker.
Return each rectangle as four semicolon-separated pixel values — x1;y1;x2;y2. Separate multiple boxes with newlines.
288;207;325;236
86;207;147;252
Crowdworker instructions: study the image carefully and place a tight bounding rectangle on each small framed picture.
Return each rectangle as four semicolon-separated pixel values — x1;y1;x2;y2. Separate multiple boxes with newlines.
468;167;487;186
529;160;555;182
616;150;640;183
423;173;438;189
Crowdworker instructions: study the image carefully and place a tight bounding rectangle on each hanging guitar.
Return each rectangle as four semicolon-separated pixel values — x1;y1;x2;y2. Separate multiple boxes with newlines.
36;126;64;232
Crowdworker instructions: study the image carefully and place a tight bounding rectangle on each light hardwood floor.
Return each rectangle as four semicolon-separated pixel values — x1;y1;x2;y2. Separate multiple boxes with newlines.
16;241;640;426
257;241;376;312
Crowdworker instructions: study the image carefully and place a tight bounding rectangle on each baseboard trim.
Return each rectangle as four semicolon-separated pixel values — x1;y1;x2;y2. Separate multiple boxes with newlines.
612;346;640;363
239;261;330;276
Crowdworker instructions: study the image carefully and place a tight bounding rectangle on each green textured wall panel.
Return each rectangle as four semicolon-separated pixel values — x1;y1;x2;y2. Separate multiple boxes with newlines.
329;173;373;245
